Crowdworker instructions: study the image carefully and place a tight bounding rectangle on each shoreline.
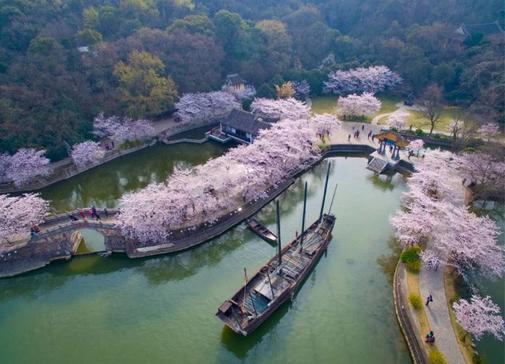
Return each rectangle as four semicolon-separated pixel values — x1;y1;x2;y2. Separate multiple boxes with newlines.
0;145;375;279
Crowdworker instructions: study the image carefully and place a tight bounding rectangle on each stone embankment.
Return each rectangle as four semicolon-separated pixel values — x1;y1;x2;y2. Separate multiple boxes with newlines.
0;144;376;278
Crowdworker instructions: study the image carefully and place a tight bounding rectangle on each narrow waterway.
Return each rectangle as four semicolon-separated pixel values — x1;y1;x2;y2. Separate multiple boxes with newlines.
39;142;227;212
0;155;411;363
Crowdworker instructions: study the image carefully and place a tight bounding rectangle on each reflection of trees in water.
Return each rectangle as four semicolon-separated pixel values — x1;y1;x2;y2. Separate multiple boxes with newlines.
376;237;402;285
140;228;248;285
368;173;396;192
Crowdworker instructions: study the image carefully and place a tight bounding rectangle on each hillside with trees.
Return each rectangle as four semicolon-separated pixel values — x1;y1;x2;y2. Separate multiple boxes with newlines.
0;0;503;159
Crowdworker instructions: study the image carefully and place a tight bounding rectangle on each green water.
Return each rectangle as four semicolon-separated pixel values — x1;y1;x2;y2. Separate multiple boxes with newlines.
39;142;227;212
0;156;412;363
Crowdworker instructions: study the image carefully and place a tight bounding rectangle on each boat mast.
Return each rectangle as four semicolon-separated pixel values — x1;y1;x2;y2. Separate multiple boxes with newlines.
328;183;338;214
319;162;331;221
266;270;275;299
276;199;282;265
299;181;308;251
244;267;257;316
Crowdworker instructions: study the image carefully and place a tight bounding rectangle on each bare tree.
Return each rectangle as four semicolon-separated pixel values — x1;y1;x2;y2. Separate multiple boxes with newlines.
419;84;444;136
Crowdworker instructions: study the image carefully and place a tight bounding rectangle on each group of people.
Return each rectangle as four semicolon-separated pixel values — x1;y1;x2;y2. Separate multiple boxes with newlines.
68;206;108;222
347;124;376;142
30;224;41;237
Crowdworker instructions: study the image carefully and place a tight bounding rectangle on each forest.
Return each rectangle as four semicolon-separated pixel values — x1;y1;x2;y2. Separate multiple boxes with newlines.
0;0;503;160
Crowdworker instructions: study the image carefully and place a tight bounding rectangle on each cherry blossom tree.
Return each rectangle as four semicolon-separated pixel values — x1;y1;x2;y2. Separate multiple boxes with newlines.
175;91;240;123
293;80;311;99
390;149;504;279
118;99;341;243
71;141;106;169
3;148;50;187
251;98;311;120
93;114;156;144
324;65;402;95
0;193;49;243
407;139;424;156
478;122;500;141
337;93;381;118
453;295;505;341
386;111;410;130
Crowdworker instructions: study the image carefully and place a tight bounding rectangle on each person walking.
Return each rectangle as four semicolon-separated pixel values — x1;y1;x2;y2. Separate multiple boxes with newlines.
348;134;351;142
104;208;109;218
426;294;433;306
368;130;372;139
361;124;365;131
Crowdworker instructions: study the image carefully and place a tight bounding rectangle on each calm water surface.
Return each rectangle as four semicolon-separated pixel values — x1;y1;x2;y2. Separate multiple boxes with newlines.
0;154;412;363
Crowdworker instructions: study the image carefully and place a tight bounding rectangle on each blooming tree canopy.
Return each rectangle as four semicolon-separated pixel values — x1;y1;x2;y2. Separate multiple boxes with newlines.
449;119;464;139
407;139;425;153
459;152;505;201
293;80;311;99
3;148;50;187
0;193;49;243
324;65;402;95
222;84;256;101
93;114;156;144
118;99;341;243
337;93;381;118
453;295;505;341
390;150;504;279
71;141;106;169
251;98;311;120
175;91;240;123
478;122;500;140
386;111;410;130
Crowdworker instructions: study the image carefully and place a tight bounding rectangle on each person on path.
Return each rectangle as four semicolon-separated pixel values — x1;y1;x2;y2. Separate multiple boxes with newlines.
368;130;372;139
362;124;365;131
348;134;351;142
356;130;360;138
104;208;109;218
426;294;433;306
79;209;87;221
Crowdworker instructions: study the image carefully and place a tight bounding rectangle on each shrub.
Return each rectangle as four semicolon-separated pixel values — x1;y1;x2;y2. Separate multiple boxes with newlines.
415;129;425;136
401;246;421;272
409;294;423;310
429;349;448;364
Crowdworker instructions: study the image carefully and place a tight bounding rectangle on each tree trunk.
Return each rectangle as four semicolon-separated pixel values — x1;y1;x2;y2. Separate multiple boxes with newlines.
429;119;435;136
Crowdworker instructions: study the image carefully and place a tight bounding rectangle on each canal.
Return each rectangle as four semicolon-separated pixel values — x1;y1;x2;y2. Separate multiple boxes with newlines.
1;141;502;363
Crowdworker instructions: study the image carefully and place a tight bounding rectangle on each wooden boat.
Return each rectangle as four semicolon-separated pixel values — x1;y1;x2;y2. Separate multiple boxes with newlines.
246;218;277;244
216;213;336;336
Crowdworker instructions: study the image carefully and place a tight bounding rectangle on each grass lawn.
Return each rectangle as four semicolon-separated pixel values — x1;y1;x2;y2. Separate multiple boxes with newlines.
311;95;402;124
406;106;464;133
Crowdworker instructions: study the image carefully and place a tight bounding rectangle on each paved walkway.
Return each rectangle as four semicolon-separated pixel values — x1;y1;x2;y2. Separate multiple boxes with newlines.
420;266;465;363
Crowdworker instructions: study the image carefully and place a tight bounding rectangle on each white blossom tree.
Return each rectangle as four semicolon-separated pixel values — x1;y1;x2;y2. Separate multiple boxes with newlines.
293;80;311;99
4;148;51;187
251;98;311;120
118;99;341;244
0;193;49;243
93;114;156;144
449;119;464;140
337;93;381;119
390;150;505;279
453;295;505;341
386;111;410;130
478;122;500;141
324;65;402;95
71;141;106;169
223;84;256;101
175;91;240;123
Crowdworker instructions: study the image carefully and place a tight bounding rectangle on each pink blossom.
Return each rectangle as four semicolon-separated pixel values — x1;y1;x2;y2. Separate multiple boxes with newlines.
175;91;240;123
222;84;256;101
118;99;341;243
453;295;505;341
324;65;402;95
93;114;156;144
387;111;410;130
3;148;50;187
0;193;49;243
71;141;106;169
337;93;381;117
293;80;311;98
407;139;424;152
478;122;500;139
251;98;311;120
